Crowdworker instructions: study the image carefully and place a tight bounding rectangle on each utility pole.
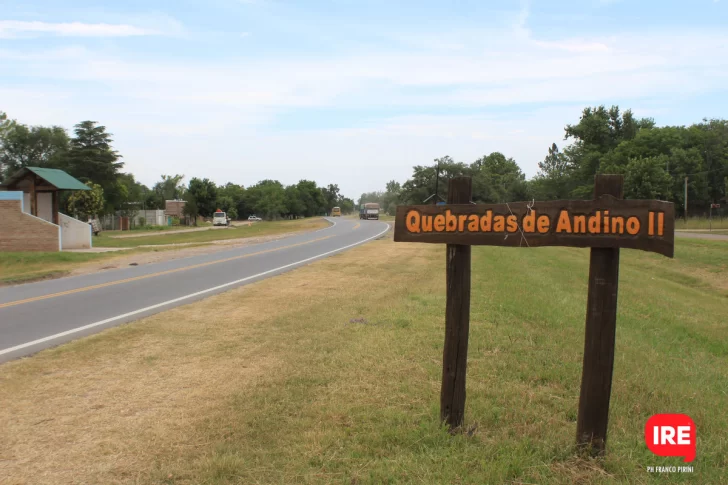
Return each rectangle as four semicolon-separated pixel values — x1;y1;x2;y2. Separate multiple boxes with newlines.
434;159;441;204
684;176;688;222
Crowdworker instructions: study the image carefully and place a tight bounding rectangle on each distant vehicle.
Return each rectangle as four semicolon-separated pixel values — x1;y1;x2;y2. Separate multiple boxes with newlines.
331;206;341;217
359;202;380;220
248;215;262;221
213;210;230;226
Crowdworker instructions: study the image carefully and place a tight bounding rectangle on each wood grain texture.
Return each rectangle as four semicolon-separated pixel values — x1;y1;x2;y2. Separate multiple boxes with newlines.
393;197;674;257
440;176;472;429
576;174;623;456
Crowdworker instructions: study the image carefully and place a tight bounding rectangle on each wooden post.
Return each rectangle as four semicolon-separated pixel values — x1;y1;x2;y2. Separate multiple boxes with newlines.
30;175;37;217
576;174;624;455
440;176;472;429
52;191;59;225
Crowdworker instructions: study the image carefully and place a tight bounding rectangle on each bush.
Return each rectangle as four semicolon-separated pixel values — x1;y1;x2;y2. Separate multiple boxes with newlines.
171;216;180;226
137;216;146;227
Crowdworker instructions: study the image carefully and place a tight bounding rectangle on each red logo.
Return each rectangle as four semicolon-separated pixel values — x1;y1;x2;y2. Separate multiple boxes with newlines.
645;414;696;463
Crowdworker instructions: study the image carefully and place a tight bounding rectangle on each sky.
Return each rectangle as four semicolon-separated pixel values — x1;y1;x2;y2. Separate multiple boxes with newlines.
1;0;727;199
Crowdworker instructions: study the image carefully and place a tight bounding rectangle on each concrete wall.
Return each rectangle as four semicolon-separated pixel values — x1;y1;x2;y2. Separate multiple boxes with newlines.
138;209;167;226
0;192;60;252
21;192;53;222
59;213;92;249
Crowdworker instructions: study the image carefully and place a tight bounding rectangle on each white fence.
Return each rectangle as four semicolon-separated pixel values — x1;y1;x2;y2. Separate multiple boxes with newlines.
138;210;167;226
99;210;169;230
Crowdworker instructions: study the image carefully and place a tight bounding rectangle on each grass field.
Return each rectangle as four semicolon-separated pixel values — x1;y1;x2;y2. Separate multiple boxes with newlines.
0;233;725;484
675;216;728;230
102;223;213;236
0;251;112;284
0;218;329;284
94;218;329;247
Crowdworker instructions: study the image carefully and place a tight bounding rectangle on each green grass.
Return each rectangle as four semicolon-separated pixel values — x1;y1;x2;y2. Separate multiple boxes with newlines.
1;234;725;484
0;251;109;284
102;223;211;236
94;218;329;247
675;216;728;230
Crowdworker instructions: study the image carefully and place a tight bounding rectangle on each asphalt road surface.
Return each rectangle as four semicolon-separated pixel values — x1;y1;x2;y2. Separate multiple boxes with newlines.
675;231;728;241
0;218;390;363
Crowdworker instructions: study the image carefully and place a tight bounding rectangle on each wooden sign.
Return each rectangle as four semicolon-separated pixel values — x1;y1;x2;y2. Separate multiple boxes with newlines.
394;197;674;257
394;174;675;457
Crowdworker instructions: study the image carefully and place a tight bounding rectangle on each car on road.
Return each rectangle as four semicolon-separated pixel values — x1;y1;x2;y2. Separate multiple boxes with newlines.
213;210;230;226
248;215;262;221
331;206;341;217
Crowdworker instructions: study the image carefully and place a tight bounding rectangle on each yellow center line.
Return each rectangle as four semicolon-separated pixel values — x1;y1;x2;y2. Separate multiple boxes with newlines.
0;234;334;309
352;223;361;230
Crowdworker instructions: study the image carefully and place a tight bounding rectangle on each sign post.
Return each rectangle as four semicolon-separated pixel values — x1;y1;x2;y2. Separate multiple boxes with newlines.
575;174;622;455
393;174;675;453
441;177;472;428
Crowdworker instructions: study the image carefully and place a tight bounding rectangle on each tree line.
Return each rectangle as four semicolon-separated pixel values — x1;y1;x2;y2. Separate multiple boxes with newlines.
361;106;728;217
0;111;355;221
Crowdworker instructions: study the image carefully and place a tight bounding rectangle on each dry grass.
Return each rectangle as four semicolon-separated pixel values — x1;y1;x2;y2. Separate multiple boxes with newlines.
1;232;726;484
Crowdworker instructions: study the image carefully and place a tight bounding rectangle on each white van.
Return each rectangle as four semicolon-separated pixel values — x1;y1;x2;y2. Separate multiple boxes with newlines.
213;211;229;226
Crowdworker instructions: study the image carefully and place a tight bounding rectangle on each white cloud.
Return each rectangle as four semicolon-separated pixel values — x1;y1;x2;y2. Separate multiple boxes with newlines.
3;10;728;197
0;20;160;38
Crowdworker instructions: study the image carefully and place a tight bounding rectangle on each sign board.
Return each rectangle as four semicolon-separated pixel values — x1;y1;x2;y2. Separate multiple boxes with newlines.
395;196;675;257
394;174;676;456
711;203;721;209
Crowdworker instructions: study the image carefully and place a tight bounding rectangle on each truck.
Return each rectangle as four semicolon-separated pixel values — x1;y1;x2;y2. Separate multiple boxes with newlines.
331;206;341;217
213;210;230;226
359;202;380;220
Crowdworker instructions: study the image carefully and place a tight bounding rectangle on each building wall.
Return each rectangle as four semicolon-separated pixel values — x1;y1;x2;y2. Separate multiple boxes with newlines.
59;213;92;249
0;193;60;252
21;192;54;222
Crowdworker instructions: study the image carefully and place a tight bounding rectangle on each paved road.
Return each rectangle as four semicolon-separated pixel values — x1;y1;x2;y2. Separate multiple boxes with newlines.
0;218;389;363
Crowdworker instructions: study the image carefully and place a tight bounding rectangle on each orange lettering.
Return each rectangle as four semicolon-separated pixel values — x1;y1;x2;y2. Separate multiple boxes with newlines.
506;215;518;233
467;214;479;232
648;212;655;236
434;215;445;231
493;215;505;232
445;210;457;232
523;210;536;232
422;215;433;232
658;212;664;236
537;215;550;233
458;215;468;232
626;217;640;235
556;210;572;233
611;216;624;234
406;210;421;233
588;211;601;234
480;211;492;231
573;215;586;233
603;210;610;234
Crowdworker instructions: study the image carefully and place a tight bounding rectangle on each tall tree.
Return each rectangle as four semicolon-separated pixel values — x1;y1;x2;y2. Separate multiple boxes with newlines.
399;156;470;204
187;177;218;217
471;152;528;203
321;183;340;213
531;143;573;200
296;180;326;217
0;123;70;180
67;121;123;213
624;156;673;200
